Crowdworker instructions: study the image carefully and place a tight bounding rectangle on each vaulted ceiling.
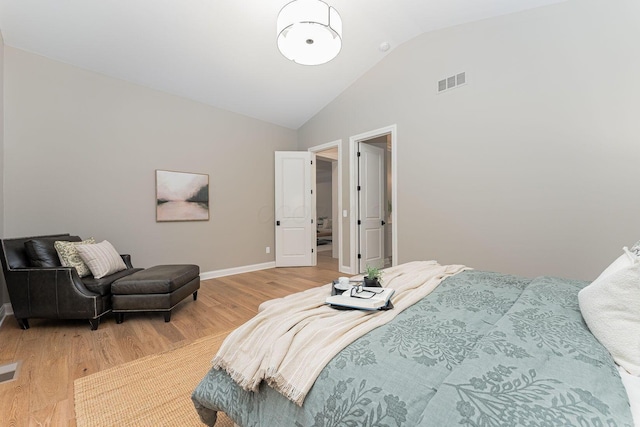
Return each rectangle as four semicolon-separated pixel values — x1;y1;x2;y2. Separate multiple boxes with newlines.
0;0;565;129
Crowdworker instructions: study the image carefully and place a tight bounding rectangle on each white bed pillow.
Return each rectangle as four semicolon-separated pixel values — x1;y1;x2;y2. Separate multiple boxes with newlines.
75;240;126;279
578;260;640;376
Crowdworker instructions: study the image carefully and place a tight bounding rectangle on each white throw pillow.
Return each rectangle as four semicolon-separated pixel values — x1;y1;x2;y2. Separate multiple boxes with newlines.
75;240;126;279
578;261;640;376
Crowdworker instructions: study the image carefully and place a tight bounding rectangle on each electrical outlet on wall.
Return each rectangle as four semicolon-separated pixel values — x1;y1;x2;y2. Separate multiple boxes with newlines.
266;247;271;254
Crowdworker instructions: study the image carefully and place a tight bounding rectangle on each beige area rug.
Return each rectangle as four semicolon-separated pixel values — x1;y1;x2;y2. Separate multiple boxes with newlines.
74;330;235;427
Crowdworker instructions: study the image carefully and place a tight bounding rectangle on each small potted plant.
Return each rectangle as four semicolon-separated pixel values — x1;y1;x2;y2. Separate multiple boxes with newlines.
363;265;382;287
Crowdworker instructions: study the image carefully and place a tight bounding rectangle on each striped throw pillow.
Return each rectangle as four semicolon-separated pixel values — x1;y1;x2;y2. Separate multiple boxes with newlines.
75;240;127;279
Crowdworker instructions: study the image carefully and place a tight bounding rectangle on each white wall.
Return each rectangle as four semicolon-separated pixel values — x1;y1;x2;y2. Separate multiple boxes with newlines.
298;0;640;280
4;47;298;273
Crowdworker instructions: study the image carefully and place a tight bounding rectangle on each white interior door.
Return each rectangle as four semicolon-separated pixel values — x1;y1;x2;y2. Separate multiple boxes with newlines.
275;151;316;267
358;143;385;273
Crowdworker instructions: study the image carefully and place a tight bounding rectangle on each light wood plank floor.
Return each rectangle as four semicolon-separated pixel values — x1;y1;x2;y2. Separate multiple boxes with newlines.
0;252;341;426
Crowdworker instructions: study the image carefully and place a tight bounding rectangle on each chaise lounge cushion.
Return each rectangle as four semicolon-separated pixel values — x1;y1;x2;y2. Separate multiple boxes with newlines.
112;264;199;295
24;235;82;267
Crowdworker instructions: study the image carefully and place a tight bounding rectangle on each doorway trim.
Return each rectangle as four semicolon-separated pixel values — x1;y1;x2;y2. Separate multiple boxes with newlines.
349;124;398;274
308;139;347;273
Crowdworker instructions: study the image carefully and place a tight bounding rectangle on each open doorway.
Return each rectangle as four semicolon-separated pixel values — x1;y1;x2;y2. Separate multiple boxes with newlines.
358;135;393;270
315;154;337;259
350;125;397;274
309;140;345;272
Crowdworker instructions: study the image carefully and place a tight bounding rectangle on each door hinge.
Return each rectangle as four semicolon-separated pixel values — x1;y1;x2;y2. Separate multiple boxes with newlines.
311;219;314;224
311;160;313;165
357;152;361;157
312;248;314;253
357;185;361;191
357;254;362;259
311;189;313;194
357;220;361;225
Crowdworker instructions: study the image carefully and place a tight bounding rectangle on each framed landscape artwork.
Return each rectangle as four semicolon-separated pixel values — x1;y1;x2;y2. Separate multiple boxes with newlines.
156;170;210;222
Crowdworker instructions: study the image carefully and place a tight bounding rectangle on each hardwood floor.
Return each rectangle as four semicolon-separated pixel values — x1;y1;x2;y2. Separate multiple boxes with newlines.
0;253;341;426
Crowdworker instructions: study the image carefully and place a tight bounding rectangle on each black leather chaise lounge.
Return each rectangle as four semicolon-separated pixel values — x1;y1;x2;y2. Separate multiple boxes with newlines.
1;233;201;331
0;233;141;330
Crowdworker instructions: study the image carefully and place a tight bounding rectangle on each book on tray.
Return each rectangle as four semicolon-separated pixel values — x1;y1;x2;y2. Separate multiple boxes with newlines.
326;286;395;311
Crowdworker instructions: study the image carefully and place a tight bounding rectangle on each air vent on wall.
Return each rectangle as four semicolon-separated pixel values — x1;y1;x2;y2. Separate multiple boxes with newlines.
438;72;466;93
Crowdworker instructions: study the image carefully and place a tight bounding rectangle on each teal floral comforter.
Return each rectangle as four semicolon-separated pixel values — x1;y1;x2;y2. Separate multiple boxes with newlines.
192;271;633;426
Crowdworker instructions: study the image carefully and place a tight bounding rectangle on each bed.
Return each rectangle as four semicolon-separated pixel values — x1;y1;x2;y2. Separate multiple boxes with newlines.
192;260;638;426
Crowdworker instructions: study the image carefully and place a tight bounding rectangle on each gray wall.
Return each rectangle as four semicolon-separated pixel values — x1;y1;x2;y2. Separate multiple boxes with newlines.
2;0;639;282
0;31;7;306
298;0;640;280
4;47;297;272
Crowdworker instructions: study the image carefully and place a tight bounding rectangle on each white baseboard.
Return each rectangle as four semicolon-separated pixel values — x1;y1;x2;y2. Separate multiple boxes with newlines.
0;303;12;329
200;261;276;281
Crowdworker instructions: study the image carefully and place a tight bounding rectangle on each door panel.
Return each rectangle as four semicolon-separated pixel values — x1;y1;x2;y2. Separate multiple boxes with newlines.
275;151;315;267
358;144;385;272
364;228;382;261
281;228;307;256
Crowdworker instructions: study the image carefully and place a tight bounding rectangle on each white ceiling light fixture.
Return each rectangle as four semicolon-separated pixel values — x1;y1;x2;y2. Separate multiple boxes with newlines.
277;0;343;66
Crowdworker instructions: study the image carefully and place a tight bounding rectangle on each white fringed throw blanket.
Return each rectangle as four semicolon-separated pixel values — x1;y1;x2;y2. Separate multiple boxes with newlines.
211;261;469;406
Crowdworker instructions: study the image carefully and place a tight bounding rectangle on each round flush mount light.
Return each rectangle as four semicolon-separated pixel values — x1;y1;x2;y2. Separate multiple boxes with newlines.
277;0;343;66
